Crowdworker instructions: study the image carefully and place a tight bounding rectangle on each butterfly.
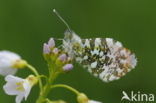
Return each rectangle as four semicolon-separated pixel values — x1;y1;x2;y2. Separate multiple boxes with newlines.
53;9;137;82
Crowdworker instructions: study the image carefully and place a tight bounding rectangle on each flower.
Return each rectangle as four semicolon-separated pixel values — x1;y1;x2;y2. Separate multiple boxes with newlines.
0;51;27;76
3;75;38;103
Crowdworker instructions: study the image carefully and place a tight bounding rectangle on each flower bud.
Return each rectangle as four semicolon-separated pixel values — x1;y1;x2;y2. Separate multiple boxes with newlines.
53;48;59;54
48;38;55;48
26;75;38;86
43;43;51;54
77;93;89;103
77;93;102;103
58;54;67;62
63;64;73;71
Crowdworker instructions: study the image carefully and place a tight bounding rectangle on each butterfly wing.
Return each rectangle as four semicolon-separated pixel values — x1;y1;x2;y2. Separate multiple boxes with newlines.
73;38;137;82
63;31;137;82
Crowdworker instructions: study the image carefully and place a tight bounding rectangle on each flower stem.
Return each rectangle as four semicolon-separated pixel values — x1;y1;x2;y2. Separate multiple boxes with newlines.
51;84;80;95
36;71;58;103
26;63;43;91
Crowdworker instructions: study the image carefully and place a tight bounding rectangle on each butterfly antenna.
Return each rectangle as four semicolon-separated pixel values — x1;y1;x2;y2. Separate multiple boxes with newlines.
53;9;72;33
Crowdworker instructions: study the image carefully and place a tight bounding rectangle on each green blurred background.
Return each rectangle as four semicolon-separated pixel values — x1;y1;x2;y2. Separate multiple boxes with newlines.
0;0;156;103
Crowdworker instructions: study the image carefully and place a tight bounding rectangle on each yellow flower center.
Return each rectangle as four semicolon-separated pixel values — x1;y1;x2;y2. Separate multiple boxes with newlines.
16;81;25;92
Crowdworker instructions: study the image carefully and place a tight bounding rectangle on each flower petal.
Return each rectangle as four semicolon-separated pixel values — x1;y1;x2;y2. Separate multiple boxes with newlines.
23;80;32;100
3;82;19;95
16;94;24;103
5;75;24;82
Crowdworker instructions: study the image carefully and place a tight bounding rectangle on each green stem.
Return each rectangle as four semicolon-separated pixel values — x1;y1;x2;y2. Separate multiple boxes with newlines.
26;63;43;91
36;71;58;103
51;84;80;95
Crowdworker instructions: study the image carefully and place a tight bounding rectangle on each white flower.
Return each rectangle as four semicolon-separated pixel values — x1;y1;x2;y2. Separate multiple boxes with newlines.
88;100;102;103
0;51;26;76
3;75;38;103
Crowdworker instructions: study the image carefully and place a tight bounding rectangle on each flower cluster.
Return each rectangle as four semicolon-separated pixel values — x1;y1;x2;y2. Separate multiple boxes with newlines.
43;38;73;72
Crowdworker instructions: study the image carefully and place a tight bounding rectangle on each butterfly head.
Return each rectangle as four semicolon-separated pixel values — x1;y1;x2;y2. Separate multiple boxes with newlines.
63;29;82;59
